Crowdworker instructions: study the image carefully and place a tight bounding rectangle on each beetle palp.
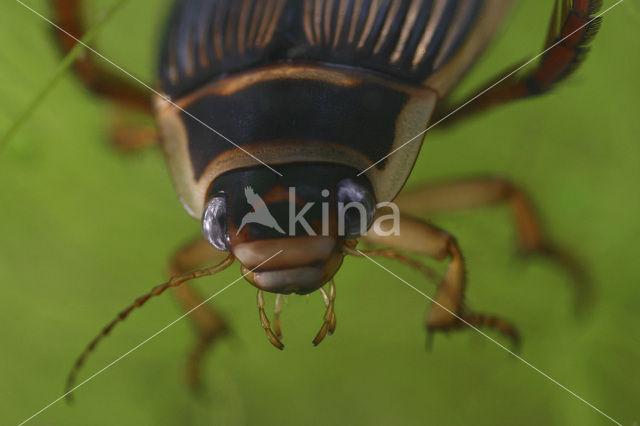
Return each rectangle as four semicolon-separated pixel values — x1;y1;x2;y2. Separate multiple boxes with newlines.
313;280;337;346
257;290;284;350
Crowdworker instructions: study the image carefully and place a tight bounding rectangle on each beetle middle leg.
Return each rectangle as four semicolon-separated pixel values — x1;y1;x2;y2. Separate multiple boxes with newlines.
355;213;520;349
53;0;158;152
169;237;232;389
51;0;152;112
394;177;590;312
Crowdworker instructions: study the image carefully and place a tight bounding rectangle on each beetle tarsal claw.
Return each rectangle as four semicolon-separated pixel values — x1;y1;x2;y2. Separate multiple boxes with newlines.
313;281;337;346
257;290;284;350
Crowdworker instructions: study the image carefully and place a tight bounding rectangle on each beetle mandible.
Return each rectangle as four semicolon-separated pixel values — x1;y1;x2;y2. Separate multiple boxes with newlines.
53;0;601;393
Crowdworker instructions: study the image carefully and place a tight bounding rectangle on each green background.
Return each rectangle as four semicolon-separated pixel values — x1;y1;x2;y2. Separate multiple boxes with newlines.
1;1;638;425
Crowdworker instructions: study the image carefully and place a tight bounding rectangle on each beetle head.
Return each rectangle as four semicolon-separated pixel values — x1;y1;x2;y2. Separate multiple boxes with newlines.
202;163;376;294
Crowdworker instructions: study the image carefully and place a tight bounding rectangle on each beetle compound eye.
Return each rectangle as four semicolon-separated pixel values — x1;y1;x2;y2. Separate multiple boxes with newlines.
337;178;376;238
202;196;230;251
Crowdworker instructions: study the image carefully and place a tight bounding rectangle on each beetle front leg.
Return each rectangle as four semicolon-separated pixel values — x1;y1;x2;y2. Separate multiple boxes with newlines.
395;177;590;312
169;237;232;389
431;0;602;126
358;214;519;349
51;0;152;112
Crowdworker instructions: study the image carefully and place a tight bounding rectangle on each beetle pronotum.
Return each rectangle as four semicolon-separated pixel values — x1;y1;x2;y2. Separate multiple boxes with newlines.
52;0;602;395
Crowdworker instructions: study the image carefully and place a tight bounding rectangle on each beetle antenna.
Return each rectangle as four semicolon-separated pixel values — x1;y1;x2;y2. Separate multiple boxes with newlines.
64;254;235;402
343;245;441;285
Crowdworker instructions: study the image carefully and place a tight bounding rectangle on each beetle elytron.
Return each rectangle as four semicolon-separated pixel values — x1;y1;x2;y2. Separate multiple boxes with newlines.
54;0;601;393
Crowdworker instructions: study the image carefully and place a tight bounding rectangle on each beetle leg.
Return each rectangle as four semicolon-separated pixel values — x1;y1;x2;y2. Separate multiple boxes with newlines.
169;237;233;390
52;0;152;112
355;213;520;350
395;177;590;313
313;281;337;346
257;290;285;350
108;110;158;152
110;124;157;152
431;0;602;126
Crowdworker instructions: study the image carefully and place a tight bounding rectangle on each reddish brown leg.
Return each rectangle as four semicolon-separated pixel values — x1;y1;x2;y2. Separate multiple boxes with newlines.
109;112;158;152
395;178;590;312
52;0;152;112
432;0;602;125
360;214;520;349
169;238;232;389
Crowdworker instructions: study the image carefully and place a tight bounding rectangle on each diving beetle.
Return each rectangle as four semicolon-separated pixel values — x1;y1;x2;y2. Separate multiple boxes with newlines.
54;0;601;393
